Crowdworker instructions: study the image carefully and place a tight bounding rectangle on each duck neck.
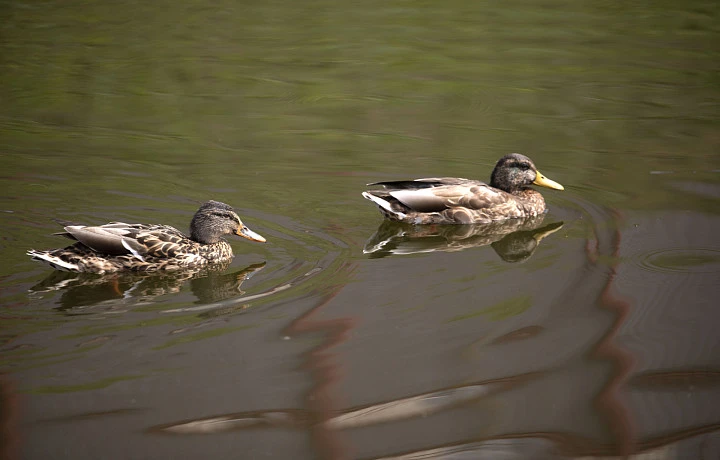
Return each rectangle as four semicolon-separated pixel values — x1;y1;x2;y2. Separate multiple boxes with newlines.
516;189;545;210
190;224;222;244
490;179;527;195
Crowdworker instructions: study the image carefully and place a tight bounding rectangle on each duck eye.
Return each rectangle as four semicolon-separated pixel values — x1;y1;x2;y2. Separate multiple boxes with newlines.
212;211;235;221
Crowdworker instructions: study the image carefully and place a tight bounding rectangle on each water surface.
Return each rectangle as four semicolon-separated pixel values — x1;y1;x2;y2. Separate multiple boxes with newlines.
1;1;719;459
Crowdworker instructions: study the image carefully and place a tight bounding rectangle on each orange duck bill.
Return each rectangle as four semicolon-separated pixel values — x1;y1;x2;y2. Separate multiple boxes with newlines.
236;225;266;243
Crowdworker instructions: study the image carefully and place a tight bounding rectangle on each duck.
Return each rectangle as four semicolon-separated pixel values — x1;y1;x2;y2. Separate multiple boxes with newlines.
362;153;564;225
27;200;266;274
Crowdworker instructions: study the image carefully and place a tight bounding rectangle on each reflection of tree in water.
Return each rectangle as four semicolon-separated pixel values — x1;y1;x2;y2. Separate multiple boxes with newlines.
28;262;266;311
148;368;719;458
363;215;564;262
146;208;720;459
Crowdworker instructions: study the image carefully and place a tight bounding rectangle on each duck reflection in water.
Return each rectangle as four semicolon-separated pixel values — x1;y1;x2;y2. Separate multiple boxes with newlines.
364;215;563;262
28;261;266;311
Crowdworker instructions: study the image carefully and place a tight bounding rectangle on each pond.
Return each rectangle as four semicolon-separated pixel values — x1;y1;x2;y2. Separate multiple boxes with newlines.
1;1;719;459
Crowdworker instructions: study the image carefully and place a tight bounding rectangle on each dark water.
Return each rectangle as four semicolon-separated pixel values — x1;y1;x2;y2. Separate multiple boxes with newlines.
1;1;719;459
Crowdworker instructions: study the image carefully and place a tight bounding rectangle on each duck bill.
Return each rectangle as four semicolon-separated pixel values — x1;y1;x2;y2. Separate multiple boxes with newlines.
236;225;266;243
533;171;564;190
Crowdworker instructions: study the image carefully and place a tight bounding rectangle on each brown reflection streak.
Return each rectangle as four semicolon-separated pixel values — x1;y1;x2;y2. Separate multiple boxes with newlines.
283;262;358;460
587;210;637;456
339;371;543;412
489;326;544;345
376;424;720;459
630;369;720;390
37;408;145;423
0;374;20;460
511;423;720;456
585;235;600;264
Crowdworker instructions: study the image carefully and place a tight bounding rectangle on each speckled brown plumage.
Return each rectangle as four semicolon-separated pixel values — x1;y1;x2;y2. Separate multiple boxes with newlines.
362;153;564;225
28;200;266;274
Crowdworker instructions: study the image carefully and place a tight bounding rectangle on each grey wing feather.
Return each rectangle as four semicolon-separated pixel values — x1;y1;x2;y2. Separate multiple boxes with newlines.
61;224;149;256
368;177;473;189
387;180;506;213
389;189;450;212
413;177;474;186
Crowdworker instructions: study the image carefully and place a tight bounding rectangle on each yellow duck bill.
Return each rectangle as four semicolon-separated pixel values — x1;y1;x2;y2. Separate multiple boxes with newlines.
533;171;564;190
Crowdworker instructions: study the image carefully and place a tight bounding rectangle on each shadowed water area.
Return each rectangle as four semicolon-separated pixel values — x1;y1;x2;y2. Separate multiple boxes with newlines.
1;1;719;459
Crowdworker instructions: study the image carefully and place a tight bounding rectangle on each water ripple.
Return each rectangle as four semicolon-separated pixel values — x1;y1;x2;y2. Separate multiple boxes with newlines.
633;248;720;274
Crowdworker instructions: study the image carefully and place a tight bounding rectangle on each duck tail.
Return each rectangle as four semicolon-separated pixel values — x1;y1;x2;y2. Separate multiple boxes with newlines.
27;250;79;272
362;192;407;220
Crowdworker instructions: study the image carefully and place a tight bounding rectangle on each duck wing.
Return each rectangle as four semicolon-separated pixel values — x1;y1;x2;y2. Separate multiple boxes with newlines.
368;177;474;190
130;225;194;259
58;223;189;259
368;178;509;212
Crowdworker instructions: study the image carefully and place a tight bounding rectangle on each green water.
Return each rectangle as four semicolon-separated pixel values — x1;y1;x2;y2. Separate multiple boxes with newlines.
1;1;719;459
